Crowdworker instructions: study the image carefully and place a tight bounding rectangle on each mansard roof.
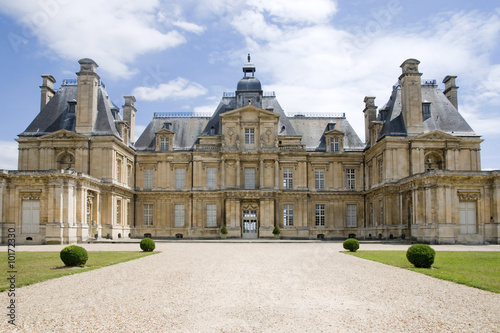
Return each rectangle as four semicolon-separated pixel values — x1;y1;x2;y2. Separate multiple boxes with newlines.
19;82;122;139
289;115;364;151
377;81;477;141
135;114;210;151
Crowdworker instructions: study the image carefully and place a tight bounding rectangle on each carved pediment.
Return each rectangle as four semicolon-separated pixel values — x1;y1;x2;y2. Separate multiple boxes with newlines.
413;130;460;141
40;129;87;140
155;128;175;135
324;129;345;136
220;105;279;119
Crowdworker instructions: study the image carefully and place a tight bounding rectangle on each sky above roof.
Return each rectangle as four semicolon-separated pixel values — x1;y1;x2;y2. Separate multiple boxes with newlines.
0;0;499;170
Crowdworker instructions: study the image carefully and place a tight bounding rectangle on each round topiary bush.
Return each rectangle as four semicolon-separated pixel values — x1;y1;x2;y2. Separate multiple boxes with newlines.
343;238;360;252
272;226;281;235
60;245;88;267
406;244;435;268
140;237;156;252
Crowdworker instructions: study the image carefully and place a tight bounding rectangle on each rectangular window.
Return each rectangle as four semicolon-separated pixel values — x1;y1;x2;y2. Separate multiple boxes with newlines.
174;204;185;227
315;169;325;189
116;200;121;225
315;204;325;226
144;168;154;190
368;165;372;188
422;103;431;120
378;159;383;183
244;128;255;145
244;168;256;189
283;167;293;189
459;201;476;234
346;168;356;190
206;167;217;189
283;204;294;226
330;138;339;152
175;168;185;189
143;204;153;226
346;204;357;227
379;201;384;225
116;160;122;182
206;204;217;227
160;137;169;151
127;164;132;186
21;200;40;234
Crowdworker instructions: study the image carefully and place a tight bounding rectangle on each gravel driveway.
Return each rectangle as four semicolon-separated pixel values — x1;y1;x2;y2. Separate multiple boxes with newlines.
1;242;499;332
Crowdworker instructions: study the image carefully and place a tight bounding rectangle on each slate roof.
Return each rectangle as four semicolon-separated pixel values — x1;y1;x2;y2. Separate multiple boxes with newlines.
289;116;364;151
377;82;476;142
20;82;122;138
135;116;210;150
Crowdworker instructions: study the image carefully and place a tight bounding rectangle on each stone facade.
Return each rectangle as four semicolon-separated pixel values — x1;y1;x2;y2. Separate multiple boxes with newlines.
0;57;499;244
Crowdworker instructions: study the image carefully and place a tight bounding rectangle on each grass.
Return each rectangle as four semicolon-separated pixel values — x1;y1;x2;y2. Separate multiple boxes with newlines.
345;251;500;293
1;251;158;292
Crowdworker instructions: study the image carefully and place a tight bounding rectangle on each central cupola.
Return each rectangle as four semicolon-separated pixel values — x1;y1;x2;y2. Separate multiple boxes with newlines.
236;54;263;108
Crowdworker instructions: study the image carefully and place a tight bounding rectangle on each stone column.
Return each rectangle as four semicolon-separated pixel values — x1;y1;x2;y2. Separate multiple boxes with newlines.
221;159;225;189
236;160;241;188
274;161;279;190
259;159;264;189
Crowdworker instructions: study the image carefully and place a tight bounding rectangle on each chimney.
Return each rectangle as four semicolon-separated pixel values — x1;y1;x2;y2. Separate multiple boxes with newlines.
75;58;99;135
122;95;137;143
363;96;377;144
40;74;56;111
399;58;423;136
443;75;458;109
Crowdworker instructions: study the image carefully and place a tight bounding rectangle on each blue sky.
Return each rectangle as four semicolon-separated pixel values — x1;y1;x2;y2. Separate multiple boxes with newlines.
0;0;499;170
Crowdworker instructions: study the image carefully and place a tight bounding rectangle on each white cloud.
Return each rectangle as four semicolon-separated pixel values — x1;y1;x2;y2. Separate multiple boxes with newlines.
0;141;18;170
225;9;500;142
1;0;192;78
133;78;208;101
172;20;205;35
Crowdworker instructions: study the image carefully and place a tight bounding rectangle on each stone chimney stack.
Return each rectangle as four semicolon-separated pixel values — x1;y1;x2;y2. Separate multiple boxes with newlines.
363;96;377;144
122;95;137;143
399;58;423;136
40;74;56;111
443;75;458;110
75;58;99;135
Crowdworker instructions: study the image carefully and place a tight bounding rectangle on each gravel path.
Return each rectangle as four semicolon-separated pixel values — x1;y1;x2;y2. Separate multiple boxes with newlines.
1;242;499;332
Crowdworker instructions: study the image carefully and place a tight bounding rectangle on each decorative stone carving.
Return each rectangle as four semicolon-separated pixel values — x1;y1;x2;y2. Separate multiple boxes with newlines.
21;193;41;200
458;191;480;201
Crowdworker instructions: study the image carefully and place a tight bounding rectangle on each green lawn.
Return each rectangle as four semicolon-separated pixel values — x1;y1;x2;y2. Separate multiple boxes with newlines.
345;251;500;293
1;251;158;292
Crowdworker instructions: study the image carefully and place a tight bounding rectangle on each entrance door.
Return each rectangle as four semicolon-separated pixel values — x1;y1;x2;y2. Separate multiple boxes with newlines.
242;210;258;239
22;200;40;234
460;201;477;234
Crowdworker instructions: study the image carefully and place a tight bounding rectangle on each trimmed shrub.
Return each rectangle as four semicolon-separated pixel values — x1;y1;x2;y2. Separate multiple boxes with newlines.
406;244;435;268
272;226;281;235
140;238;156;252
343;238;360;252
220;226;228;235
60;245;88;267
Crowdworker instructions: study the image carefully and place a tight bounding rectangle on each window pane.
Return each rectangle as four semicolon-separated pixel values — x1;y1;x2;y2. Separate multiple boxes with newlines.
207;168;217;189
244;168;255;189
315;169;325;189
245;128;255;145
283;167;293;189
347;204;356;227
144;168;154;190
175;168;185;189
331;138;339;152
206;204;217;227
175;204;185;227
160;137;169;151
283;204;294;226
315;204;325;226
143;204;153;226
346;168;355;189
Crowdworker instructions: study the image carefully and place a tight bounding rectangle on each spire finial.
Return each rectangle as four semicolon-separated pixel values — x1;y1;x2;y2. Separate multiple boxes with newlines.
248;53;251;63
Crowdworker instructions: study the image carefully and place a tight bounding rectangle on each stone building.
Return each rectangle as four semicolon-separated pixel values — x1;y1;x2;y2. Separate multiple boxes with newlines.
0;57;499;244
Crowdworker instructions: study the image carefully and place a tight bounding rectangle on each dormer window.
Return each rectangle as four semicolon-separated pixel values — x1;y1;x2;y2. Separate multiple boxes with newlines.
209;126;215;135
160;137;169;151
422;102;431;121
162;122;171;130
330;138;339;152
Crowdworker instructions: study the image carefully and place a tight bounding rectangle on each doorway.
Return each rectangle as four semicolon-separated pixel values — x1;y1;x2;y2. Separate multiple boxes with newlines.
242;209;258;239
